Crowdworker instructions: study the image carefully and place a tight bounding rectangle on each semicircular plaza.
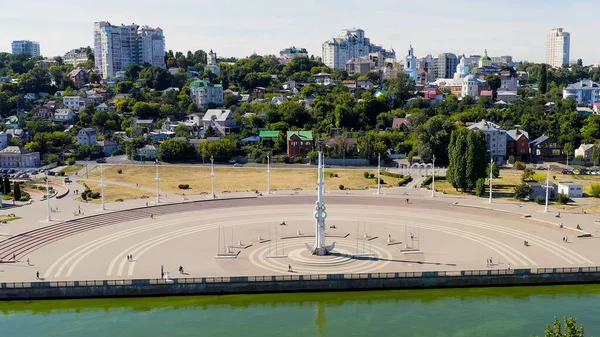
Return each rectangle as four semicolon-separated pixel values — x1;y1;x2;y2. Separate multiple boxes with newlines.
0;195;596;282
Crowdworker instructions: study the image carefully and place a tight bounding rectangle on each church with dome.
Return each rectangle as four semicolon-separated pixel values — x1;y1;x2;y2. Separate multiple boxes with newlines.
430;55;487;98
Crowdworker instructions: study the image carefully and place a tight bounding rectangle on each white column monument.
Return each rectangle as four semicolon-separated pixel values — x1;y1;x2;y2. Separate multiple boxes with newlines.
306;148;335;256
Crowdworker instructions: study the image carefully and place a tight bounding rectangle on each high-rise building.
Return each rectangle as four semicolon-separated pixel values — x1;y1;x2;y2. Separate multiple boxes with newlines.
546;28;570;68
11;40;40;57
94;21;166;79
322;28;392;69
435;53;458;79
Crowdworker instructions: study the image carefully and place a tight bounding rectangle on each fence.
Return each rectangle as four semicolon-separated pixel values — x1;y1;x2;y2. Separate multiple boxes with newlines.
3;266;600;290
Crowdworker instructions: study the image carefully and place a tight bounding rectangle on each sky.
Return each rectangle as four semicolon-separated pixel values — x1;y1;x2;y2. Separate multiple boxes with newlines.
0;0;598;64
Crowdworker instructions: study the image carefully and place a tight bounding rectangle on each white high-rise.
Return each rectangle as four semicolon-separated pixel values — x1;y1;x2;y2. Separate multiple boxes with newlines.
94;21;166;79
322;28;392;69
546;28;570;68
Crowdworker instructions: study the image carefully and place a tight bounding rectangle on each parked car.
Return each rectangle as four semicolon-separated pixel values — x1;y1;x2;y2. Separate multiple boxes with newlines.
96;158;107;163
64;177;72;183
7;169;15;174
233;163;243;167
47;171;56;176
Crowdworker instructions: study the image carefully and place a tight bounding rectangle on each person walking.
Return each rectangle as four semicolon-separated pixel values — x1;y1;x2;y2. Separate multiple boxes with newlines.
27;258;30;266
288;264;292;272
161;265;164;275
508;263;511;270
36;271;39;280
150;213;154;219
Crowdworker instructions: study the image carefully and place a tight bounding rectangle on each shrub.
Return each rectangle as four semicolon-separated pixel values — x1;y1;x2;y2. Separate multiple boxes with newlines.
67;158;76;166
514;183;533;201
338;184;344;190
283;156;291;164
294;157;303;164
423;176;446;186
19;192;31;202
329;173;334;178
514;161;526;170
58;171;65;176
398;176;412;186
535;196;545;205
90;192;100;199
2;194;13;200
364;171;370;178
81;193;88;201
475;178;486;197
381;171;402;178
556;193;569;205
334;173;338;178
369;173;375;179
521;168;535;181
117;169;123;174
115;198;124;202
13;182;21;201
379;178;385;184
590;184;600;198
178;184;190;190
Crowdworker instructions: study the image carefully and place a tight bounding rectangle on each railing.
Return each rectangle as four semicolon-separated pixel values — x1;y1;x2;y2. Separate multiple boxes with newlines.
2;266;600;289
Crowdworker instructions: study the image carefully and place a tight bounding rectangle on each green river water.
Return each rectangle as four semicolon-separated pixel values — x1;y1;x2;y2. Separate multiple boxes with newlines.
1;285;600;337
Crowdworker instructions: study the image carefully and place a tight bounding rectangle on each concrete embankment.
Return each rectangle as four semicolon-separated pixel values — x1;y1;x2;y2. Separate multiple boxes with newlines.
2;268;600;300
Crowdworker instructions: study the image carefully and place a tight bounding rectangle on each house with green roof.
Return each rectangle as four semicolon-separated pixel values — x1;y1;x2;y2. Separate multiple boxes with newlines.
190;80;223;109
259;130;280;141
286;131;313;157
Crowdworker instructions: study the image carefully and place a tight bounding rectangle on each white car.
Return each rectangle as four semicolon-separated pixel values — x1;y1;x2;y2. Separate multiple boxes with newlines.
233;163;243;167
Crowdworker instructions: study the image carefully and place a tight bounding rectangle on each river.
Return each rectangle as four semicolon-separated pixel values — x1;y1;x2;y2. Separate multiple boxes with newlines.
1;285;599;336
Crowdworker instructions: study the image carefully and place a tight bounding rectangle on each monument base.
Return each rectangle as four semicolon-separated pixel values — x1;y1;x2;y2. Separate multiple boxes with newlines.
312;247;329;256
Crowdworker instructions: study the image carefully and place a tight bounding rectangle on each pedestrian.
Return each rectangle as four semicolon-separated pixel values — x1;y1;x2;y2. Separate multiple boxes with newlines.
288;264;292;272
12;253;15;260
489;257;493;265
161;271;164;279
150;213;153;219
565;237;568;243
406;198;409;203
27;258;30;266
136;183;139;188
486;258;489;266
36;271;39;279
130;254;133;261
508;263;511;270
161;265;164;274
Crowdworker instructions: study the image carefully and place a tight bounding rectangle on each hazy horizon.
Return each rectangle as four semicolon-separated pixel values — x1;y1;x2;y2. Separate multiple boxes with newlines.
1;0;598;64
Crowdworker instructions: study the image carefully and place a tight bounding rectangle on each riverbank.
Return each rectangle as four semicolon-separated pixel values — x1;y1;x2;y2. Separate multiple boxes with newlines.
2;267;600;300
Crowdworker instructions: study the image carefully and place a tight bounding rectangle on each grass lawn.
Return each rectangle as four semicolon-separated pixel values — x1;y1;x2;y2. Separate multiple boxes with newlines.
83;182;152;204
87;165;406;194
60;164;84;176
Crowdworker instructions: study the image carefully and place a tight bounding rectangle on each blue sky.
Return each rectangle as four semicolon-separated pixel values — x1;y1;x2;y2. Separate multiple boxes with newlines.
0;0;598;64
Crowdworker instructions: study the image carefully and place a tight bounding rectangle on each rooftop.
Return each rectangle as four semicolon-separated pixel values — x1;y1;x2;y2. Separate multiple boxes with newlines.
286;131;313;141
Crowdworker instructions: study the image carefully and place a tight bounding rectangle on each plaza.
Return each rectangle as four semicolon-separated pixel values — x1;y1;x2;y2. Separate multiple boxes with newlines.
0;178;597;282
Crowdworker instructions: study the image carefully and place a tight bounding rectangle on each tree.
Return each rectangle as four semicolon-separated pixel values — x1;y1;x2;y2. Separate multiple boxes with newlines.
484;74;501;99
475;178;486;197
125;64;143;82
592;141;600;166
563;142;574;161
115;81;134;94
88;72;101;84
3;176;10;195
513;183;532;201
539;63;548;94
139;66;172;90
174;124;190;138
522;168;535;181
590;184;600;198
486;162;500;179
537;316;584;337
13;182;21;201
447;128;487;192
157;139;196;162
204;125;216;138
223;94;239;108
307;151;318;164
384;72;416;108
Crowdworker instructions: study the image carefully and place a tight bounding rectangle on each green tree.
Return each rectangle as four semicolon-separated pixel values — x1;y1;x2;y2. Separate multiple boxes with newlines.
447;129;468;191
537;316;584;337
592;141;600;166
486;162;500;179
475;178;486;197
589;184;600;198
307;151;318;164
115;81;134;94
384;72;416;108
563;142;574;161
157;139;196;162
204;125;216;138
88;72;101;83
484;74;501;99
3;176;10;195
539;63;548;94
140;66;172;90
174;124;190;138
223;94;239;108
522;168;535;181
13;182;21;201
513;183;532;201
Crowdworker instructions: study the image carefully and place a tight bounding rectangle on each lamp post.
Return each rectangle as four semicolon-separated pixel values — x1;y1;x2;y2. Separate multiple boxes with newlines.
267;154;271;194
46;177;51;222
431;155;436;198
85;157;90;178
545;165;550;212
489;156;493;204
210;156;215;199
101;164;105;210
155;159;160;204
377;153;382;195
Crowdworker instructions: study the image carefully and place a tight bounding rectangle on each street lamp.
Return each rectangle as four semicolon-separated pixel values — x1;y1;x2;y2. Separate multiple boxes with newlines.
85;157;90;178
155;159;160;204
101;164;105;210
377;153;382;195
431;155;436;198
545;165;550;212
210;156;215;199
46;177;51;222
267;153;271;194
489;156;493;204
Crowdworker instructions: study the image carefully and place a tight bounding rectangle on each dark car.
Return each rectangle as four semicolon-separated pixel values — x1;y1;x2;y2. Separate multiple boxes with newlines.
96;158;107;163
47;171;56;176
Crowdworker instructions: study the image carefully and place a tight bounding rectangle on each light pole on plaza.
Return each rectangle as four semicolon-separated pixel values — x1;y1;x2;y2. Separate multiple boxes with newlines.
377;153;382;195
101;164;105;210
489;156;493;204
545;165;550;212
431;155;436;198
155;159;160;204
46;177;51;222
211;156;216;199
267;154;271;194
